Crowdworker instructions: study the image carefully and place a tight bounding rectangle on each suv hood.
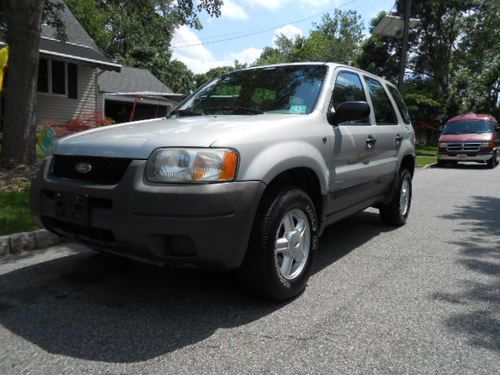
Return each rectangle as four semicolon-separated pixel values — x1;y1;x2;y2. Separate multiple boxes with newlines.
54;114;296;159
440;133;493;143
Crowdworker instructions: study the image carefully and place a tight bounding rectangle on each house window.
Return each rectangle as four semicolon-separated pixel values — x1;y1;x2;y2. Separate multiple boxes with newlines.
37;59;49;93
37;58;78;98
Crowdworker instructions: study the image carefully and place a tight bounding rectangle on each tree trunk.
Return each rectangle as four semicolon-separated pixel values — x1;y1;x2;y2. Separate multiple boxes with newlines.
0;0;45;166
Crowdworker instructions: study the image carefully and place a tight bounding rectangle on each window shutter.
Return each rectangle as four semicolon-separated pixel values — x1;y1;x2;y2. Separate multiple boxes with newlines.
68;63;78;99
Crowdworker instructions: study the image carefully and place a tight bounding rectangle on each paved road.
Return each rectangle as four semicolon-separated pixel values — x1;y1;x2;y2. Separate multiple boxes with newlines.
1;164;499;374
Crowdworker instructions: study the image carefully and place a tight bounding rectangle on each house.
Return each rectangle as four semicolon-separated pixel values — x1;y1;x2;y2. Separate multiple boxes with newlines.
97;66;184;123
33;4;120;127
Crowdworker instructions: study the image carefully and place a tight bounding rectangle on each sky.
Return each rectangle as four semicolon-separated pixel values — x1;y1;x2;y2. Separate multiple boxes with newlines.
171;0;395;74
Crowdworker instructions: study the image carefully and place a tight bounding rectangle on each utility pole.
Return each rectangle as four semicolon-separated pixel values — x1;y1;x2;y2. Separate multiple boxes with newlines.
398;0;412;93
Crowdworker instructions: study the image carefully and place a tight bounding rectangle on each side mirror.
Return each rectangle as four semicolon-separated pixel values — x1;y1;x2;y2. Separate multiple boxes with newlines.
327;101;370;126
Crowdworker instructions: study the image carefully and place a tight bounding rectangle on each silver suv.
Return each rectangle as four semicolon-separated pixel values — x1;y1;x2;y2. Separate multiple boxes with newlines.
32;63;415;300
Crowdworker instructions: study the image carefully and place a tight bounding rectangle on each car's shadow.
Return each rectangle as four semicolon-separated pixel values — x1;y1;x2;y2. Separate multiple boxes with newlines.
0;210;394;363
434;196;500;352
432;162;492;170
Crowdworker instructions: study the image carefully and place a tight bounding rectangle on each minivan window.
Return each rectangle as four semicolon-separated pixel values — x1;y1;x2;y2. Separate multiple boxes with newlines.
387;85;411;124
442;121;494;134
170;65;328;117
331;71;369;125
365;77;398;125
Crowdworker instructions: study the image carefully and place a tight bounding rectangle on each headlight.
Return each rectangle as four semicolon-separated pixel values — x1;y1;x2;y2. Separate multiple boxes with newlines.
438;142;447;148
479;141;495;149
146;148;239;183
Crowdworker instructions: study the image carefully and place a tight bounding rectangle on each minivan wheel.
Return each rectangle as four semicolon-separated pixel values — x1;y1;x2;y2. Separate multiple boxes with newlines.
487;151;497;169
379;169;412;227
238;187;318;301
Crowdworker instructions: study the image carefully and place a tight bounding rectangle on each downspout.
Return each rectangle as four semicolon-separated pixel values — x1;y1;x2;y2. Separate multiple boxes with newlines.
95;68;106;115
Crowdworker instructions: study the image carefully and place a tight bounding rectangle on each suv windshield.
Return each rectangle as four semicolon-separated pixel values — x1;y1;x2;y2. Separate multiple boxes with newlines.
442;121;494;134
169;65;328;117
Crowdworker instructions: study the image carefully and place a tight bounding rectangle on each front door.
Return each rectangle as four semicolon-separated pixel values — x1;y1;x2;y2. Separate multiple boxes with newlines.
326;69;377;213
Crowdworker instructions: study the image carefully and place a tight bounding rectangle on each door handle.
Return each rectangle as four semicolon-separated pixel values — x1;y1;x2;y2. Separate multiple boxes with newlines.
366;136;377;144
395;134;403;142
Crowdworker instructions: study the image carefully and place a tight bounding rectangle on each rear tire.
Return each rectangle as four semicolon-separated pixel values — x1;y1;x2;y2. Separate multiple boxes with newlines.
379;169;412;227
238;187;319;301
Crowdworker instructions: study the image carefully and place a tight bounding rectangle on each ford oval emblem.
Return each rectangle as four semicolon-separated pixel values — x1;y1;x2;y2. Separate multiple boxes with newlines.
75;162;92;174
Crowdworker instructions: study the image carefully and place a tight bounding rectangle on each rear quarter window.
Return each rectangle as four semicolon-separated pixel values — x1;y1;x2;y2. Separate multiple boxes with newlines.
387;85;411;124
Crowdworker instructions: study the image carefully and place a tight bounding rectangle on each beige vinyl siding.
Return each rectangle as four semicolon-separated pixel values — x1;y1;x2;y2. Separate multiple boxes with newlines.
35;64;97;127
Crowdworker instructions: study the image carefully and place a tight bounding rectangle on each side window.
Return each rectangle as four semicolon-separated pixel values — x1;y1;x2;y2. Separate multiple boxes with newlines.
387;85;411;124
365;77;398;125
331;71;369;125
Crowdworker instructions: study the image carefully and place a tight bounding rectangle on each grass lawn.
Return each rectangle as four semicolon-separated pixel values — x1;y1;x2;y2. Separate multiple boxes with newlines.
416;156;437;168
416;145;438;156
0;189;39;236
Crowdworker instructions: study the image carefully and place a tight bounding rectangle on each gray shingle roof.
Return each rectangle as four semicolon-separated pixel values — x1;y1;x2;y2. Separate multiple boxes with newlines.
99;66;174;94
39;2;119;71
41;2;99;50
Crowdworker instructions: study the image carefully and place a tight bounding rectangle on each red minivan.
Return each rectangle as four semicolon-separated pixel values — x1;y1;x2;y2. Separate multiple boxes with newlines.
437;113;499;168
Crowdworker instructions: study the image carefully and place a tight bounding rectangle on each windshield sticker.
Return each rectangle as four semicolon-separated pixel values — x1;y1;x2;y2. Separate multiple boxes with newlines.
290;104;307;114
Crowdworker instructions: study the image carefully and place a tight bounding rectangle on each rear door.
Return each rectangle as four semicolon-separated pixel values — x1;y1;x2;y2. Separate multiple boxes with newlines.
362;76;403;194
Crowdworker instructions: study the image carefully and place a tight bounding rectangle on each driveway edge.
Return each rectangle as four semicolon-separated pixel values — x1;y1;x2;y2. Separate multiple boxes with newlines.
0;229;65;257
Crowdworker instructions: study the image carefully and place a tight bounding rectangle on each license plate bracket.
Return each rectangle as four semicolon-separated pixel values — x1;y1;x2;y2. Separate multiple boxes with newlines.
54;192;89;225
457;154;467;160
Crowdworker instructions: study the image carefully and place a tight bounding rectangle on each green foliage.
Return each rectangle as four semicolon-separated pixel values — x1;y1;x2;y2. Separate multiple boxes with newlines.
0;190;39;236
152;58;194;94
66;0;223;93
255;9;364;66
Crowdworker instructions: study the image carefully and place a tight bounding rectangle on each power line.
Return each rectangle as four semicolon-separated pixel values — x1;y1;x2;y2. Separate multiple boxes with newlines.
172;0;361;49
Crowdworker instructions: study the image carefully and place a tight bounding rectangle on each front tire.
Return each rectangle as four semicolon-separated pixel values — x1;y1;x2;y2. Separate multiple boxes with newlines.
238;187;319;301
487;151;497;169
379;169;412;226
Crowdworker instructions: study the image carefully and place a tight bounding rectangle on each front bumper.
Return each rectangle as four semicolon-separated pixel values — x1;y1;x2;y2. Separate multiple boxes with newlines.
31;156;266;269
438;152;494;162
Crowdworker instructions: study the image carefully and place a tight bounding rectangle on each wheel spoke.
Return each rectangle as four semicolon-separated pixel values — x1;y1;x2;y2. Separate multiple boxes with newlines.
275;238;288;254
296;219;306;239
283;213;295;232
280;256;294;277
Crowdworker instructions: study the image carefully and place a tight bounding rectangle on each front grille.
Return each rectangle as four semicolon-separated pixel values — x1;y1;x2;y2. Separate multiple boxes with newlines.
52;155;132;185
446;143;481;153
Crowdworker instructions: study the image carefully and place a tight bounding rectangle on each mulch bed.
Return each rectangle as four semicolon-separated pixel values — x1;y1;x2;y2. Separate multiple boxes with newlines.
0;164;39;192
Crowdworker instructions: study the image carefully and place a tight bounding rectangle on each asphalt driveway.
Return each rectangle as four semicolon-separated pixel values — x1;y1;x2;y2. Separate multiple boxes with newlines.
0;164;499;374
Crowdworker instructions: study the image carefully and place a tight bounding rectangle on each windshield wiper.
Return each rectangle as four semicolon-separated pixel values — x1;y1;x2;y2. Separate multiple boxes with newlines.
169;109;203;118
205;106;264;115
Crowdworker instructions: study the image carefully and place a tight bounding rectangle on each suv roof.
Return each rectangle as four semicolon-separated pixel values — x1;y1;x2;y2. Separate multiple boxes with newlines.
235;62;396;88
447;113;497;123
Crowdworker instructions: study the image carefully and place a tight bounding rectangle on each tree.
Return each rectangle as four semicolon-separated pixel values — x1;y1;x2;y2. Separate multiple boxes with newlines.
152;58;194;94
0;0;222;166
254;9;364;66
0;0;45;165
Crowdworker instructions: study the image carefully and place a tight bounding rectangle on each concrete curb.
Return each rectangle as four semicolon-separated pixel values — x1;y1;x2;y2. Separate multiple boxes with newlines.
422;162;437;169
0;229;65;257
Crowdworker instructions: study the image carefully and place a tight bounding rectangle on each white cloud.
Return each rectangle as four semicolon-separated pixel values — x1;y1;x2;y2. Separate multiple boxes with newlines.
273;24;304;45
222;0;249;20
244;0;339;9
172;27;262;74
243;0;288;10
230;47;263;64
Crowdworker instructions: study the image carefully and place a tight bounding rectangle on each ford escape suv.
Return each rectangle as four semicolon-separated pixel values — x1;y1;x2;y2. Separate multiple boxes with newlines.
32;63;416;300
438;113;499;168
